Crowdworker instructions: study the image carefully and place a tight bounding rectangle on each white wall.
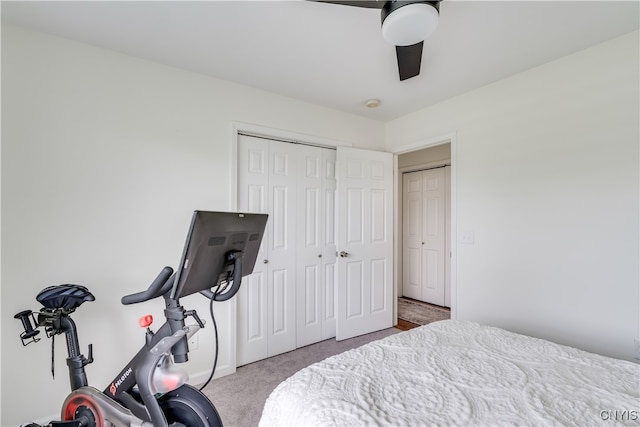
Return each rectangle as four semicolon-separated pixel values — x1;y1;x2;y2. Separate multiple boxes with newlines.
0;24;384;425
387;31;639;362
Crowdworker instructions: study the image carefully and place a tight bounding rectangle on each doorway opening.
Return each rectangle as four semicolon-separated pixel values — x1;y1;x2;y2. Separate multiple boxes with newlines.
393;136;456;328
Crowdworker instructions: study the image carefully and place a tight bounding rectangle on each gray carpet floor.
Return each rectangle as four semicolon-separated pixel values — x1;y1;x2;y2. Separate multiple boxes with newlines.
199;327;400;427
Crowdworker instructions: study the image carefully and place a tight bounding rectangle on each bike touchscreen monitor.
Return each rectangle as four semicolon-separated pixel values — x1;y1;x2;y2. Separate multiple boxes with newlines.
171;211;268;299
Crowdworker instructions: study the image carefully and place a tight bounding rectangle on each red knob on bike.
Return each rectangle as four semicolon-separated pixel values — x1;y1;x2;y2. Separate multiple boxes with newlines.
138;315;153;328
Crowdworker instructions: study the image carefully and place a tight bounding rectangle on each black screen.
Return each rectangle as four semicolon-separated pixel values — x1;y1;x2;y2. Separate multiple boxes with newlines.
171;211;267;299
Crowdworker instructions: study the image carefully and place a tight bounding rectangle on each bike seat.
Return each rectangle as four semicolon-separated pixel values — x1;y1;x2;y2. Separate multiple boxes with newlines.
37;284;95;311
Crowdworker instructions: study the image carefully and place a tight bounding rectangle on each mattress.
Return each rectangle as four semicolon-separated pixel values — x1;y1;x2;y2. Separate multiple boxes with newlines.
259;320;640;426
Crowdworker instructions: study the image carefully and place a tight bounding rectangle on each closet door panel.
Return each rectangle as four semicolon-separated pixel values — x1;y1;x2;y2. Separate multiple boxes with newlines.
268;267;295;355
323;262;336;339
237;136;269;365
297;146;324;347
321;149;337;340
240;272;266;352
336;147;393;340
267;141;297;356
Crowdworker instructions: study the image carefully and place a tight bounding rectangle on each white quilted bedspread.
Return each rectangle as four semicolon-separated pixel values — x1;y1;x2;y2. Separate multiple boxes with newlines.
259;320;640;427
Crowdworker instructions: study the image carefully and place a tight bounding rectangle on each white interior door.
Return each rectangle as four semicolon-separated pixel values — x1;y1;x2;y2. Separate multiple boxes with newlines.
402;171;423;300
444;165;451;307
401;168;446;306
421;167;446;305
336;147;393;340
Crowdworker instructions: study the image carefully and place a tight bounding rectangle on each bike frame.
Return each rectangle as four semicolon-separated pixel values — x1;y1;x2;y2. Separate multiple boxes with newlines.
105;295;199;424
49;269;205;426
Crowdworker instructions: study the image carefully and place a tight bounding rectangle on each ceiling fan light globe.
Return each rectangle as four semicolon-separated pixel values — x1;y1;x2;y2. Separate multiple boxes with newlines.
381;3;439;46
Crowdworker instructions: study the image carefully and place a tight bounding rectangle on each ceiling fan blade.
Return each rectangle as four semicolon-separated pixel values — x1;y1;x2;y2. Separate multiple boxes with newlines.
312;0;386;9
396;41;423;81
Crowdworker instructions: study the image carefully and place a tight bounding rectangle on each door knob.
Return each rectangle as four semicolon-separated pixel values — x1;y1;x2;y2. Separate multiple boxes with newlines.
339;251;349;258
263;259;269;264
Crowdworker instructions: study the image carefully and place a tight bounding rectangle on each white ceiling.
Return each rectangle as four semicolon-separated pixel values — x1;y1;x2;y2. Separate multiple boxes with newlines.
2;1;638;121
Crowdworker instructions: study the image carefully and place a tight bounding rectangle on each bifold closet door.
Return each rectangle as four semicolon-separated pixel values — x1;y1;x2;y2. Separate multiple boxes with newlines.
296;147;337;347
237;136;297;366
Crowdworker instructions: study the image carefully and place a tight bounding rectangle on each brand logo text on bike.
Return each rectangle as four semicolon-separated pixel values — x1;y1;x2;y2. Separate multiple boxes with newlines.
110;367;133;395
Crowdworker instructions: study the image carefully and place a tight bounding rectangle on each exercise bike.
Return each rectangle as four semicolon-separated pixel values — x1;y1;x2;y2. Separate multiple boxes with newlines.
14;211;268;427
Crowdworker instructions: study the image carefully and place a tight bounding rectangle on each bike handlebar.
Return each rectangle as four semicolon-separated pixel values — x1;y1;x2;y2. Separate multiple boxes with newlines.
121;267;174;305
122;250;244;305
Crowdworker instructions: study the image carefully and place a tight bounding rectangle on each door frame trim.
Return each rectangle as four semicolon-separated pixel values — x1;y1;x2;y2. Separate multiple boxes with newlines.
391;132;458;321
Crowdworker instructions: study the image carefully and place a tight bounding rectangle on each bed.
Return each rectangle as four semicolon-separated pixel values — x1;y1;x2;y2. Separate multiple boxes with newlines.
259;320;640;426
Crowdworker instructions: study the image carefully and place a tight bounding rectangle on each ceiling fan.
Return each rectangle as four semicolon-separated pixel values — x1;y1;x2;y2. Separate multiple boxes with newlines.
313;0;441;81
